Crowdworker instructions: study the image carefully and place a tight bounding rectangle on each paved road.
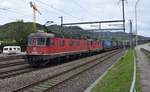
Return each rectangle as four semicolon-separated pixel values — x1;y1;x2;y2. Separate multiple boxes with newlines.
135;43;150;92
141;43;150;51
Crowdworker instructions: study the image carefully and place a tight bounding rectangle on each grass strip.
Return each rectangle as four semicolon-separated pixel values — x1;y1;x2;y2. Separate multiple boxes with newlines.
92;49;134;92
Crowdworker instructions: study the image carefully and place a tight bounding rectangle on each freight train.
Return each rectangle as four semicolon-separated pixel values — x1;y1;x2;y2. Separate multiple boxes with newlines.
25;31;128;67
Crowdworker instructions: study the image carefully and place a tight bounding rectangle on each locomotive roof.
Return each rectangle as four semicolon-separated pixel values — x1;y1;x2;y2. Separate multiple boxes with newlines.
29;32;55;38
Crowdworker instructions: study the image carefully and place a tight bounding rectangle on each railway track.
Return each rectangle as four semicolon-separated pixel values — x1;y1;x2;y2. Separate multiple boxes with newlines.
0;58;34;79
0;55;24;62
0;64;35;79
12;49;123;92
0;59;26;68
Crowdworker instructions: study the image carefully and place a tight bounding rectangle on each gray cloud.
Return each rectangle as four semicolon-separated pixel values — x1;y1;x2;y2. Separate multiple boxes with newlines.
0;0;149;36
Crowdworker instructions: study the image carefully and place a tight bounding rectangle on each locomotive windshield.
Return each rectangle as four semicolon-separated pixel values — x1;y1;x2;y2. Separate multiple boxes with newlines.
28;37;55;46
28;32;55;46
28;37;32;45
37;38;46;45
28;37;46;46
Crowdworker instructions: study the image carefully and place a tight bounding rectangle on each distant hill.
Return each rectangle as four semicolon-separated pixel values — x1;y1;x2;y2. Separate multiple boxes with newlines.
0;21;95;41
46;25;94;39
94;31;130;40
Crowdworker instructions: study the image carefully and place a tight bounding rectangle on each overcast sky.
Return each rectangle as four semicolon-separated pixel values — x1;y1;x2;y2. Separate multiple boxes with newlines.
0;0;149;37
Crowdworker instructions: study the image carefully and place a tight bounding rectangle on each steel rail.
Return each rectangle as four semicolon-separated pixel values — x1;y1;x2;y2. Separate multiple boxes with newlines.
0;61;26;68
0;55;24;62
0;64;35;79
12;49;122;92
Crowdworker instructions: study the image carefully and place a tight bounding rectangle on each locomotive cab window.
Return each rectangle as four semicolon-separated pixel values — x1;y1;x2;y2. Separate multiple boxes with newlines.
37;38;46;46
28;37;32;46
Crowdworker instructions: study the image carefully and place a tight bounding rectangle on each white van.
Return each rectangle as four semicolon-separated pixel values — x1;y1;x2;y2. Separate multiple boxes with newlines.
3;46;21;54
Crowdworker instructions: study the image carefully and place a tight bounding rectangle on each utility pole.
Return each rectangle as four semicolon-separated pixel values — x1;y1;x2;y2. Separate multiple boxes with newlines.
129;20;133;48
135;0;140;46
60;16;63;27
121;0;126;49
30;2;41;32
99;23;101;30
59;16;64;38
121;0;126;32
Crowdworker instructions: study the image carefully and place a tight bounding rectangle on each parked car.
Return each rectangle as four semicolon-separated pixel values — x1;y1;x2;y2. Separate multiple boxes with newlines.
3;46;21;54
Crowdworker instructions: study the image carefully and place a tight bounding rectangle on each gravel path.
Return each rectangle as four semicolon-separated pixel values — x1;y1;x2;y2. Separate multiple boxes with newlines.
135;43;150;92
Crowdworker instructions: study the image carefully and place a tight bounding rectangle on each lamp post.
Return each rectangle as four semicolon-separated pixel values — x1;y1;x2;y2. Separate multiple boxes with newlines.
44;21;54;26
135;0;140;46
43;21;54;32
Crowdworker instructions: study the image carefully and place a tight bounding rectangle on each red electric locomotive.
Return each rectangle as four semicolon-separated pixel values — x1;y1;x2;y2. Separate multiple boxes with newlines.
26;31;103;67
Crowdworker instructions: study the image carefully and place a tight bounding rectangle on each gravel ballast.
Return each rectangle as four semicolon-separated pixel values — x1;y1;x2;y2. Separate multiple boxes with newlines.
0;50;115;92
47;50;125;92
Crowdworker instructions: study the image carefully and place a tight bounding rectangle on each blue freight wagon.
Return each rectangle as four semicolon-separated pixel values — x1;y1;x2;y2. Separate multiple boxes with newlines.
112;41;118;48
102;40;113;50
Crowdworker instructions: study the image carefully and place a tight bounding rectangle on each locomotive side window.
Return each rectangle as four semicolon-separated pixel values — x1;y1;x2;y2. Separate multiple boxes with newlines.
60;40;65;47
69;41;73;46
46;38;54;46
46;38;50;46
37;38;46;46
75;41;79;46
76;41;80;46
91;41;93;46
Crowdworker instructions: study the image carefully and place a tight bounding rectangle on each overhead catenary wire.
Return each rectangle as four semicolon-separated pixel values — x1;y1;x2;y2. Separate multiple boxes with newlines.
18;0;55;23
0;0;58;25
0;6;49;24
0;9;23;20
0;0;45;24
71;0;96;20
23;0;60;16
26;1;64;25
24;0;73;24
0;16;17;20
35;0;83;21
0;8;31;19
32;1;64;22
